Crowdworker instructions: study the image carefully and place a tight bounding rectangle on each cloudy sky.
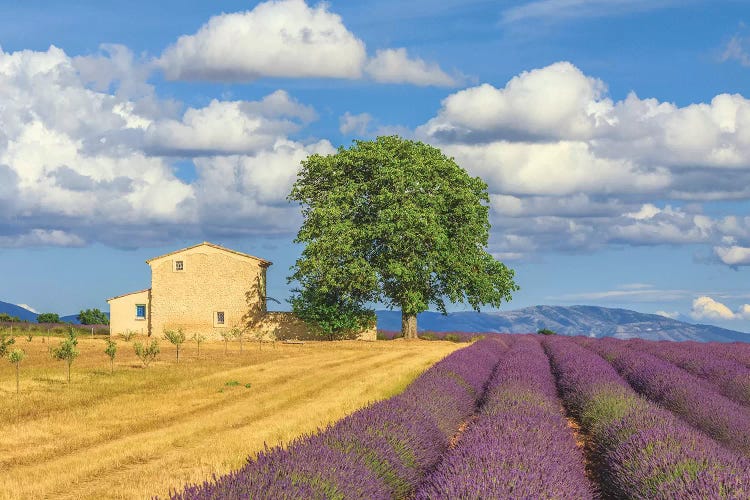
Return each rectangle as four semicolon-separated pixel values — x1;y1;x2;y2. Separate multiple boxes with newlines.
1;0;750;332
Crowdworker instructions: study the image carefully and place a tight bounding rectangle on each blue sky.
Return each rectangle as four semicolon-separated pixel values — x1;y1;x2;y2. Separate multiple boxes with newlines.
1;0;750;332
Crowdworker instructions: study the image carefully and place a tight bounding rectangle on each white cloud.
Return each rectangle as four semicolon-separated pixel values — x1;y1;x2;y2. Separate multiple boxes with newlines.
714;245;750;267
0;44;337;248
158;0;366;81
0;229;85;248
738;304;750;320
145;91;316;156
419;62;611;141
690;296;749;321
722;35;750;67
416;61;750;265
339;112;373;136
501;0;681;25
364;48;462;87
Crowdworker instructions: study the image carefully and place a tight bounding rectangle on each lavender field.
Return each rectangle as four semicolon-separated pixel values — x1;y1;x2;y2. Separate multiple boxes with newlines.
171;335;750;499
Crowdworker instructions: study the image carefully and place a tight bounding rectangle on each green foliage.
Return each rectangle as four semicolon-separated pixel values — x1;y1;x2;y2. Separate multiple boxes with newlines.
288;135;519;338
133;339;160;367
444;333;461;343
36;313;60;323
289;286;374;340
51;328;79;383
163;328;186;362
104;338;117;373
0;334;16;357
230;325;245;352
0;313;20;322
537;328;557;336
192;333;206;359
77;308;109;325
120;329;136;341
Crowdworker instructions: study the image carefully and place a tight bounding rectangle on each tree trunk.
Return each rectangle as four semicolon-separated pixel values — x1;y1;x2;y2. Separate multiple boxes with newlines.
16;363;19;394
402;312;418;340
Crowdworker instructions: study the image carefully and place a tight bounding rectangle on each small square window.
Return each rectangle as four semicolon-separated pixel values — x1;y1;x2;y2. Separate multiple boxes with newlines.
175;260;184;271
136;304;146;319
216;311;225;325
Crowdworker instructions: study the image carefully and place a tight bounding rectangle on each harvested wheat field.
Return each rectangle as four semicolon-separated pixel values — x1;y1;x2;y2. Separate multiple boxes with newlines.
0;335;461;499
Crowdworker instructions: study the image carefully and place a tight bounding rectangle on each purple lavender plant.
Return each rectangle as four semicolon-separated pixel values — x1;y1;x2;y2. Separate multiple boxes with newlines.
587;338;750;455
415;335;593;499
629;339;750;407
543;336;750;499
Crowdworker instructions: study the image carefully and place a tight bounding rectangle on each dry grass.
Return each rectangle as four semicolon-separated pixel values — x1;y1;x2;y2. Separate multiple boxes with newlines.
0;335;461;499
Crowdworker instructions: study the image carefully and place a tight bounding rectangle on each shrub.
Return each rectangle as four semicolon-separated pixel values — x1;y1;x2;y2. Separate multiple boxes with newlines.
0;334;16;357
192;333;206;359
36;313;60;323
443;334;461;343
537;328;556;335
134;339;160;367
120;330;136;341
8;348;26;394
104;338;117;374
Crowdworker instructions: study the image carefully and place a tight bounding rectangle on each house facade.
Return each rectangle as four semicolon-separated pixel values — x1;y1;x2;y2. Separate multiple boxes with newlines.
107;242;376;341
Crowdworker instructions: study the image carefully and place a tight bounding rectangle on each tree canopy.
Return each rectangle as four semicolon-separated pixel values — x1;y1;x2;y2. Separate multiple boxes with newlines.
37;313;60;324
288;136;519;338
78;308;109;325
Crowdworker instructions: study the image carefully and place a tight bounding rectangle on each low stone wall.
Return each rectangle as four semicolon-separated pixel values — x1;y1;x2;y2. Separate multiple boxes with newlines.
251;312;376;342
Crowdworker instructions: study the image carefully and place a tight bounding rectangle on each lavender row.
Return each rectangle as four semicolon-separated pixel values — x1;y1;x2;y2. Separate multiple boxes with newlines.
704;341;750;369
543;336;749;499
171;337;507;499
415;335;592;499
584;337;750;455
627;338;750;407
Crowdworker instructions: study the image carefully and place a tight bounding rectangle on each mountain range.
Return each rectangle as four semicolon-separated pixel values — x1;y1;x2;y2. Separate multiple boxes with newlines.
375;305;750;343
0;301;103;324
2;300;748;342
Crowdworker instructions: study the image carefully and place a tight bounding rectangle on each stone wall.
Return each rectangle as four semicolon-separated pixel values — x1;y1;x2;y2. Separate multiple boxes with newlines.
252;312;377;342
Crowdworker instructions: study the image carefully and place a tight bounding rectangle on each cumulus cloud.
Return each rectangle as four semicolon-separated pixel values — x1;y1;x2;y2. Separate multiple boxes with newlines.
158;0;366;81
690;296;750;321
0;44;338;248
364;48;463;87
145;91;316;156
157;0;458;87
416;61;750;264
714;245;750;267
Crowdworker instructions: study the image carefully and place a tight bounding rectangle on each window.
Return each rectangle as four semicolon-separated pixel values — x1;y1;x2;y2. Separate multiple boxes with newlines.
216;311;225;325
175;260;184;271
136;304;146;319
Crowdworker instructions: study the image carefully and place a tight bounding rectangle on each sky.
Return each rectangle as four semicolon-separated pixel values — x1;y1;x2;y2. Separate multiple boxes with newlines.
1;0;750;332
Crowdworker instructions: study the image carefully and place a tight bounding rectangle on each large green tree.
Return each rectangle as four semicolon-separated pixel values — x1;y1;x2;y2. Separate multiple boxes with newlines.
288;136;519;339
77;308;109;325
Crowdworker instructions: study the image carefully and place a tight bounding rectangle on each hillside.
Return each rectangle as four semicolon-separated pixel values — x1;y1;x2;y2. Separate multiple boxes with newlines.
0;300;38;322
376;305;750;342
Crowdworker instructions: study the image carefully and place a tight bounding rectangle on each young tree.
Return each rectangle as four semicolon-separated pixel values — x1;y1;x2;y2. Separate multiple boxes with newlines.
78;308;109;325
133;340;160;367
8;349;26;394
230;325;245;353
219;331;232;355
36;313;60;323
52;328;79;383
192;333;206;359
289;136;519;339
163;328;186;362
0;334;16;357
0;313;20;322
104;338;117;374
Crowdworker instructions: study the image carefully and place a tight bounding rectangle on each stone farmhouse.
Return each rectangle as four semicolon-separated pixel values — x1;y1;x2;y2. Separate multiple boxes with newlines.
107;242;376;341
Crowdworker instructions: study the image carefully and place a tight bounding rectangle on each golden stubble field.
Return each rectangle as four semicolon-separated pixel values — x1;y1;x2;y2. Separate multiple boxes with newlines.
0;335;461;499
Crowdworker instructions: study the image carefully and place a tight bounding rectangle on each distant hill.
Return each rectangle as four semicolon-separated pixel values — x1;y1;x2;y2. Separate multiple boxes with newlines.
0;301;109;324
0;301;39;322
376;305;750;343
